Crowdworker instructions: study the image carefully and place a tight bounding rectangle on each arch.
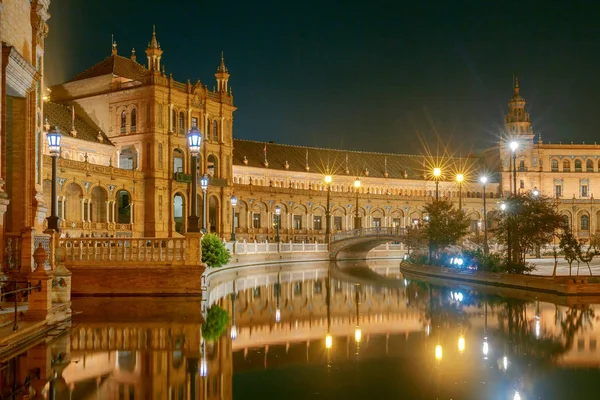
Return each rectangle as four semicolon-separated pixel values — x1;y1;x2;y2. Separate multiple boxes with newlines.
586;159;594;172
212;120;219;141
207;154;219;178
130;108;137;132
561;210;573;230
91;186;108;222
116;190;132;224
173;192;185;234
551;159;559;172
331;206;346;231
120;110;126;134
178;111;185;134
575;159;583;172
171;109;177;132
562;159;571;172
173;148;185;174
119;146;138;170
234;199;249;231
65;182;83;222
579;211;590;231
390;209;404;228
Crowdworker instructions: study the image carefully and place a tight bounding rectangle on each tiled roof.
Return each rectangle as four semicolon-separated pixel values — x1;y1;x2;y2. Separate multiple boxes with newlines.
232;139;478;180
44;102;113;145
67;54;148;83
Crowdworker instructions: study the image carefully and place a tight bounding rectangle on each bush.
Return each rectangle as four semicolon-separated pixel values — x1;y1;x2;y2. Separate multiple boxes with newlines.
202;304;230;341
201;233;231;268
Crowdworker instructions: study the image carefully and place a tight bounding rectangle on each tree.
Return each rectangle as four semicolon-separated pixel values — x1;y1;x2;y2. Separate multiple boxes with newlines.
402;225;427;255
577;234;599;276
202;233;231;268
202;304;230;341
559;229;580;276
494;194;567;265
423;199;470;262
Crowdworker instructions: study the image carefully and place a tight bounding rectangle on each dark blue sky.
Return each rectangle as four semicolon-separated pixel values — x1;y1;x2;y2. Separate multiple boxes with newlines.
46;0;600;154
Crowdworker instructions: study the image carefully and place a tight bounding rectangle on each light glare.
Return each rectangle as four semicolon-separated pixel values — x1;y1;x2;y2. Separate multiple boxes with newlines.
435;344;443;360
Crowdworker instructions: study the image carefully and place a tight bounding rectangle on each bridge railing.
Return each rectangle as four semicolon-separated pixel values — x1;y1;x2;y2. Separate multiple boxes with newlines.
331;227;406;242
60;237;187;266
225;241;329;255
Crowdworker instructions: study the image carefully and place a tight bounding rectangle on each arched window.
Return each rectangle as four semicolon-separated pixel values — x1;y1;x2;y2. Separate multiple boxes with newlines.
130;108;137;132
581;214;590;231
173;149;184;174
551;159;559;172
519;160;525;171
171;109;177;132
563;159;571;172
179;112;185;134
587;159;594;172
120;110;127;133
207;154;218;177
575;159;582;171
212;120;218;141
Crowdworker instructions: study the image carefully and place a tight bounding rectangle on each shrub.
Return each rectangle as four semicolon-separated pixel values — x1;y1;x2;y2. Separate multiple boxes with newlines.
201;233;231;268
202;304;230;342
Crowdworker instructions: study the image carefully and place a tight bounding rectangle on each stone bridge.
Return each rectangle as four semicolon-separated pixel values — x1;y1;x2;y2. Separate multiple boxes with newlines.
329;227;406;260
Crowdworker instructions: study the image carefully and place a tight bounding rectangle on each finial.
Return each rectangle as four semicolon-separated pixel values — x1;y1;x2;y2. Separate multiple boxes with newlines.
148;25;159;49
112;40;117;56
217;51;228;73
131;48;136;62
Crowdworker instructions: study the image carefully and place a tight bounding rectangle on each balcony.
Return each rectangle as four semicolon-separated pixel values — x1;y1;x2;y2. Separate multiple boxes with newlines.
173;172;192;183
210;177;228;187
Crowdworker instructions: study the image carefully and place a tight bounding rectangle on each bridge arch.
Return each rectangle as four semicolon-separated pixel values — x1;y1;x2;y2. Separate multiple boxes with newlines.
329;227;406;260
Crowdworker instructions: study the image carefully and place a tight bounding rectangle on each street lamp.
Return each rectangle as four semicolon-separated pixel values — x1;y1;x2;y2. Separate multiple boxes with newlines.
500;202;507;211
480;175;489;255
325;175;332;243
433;167;441;200
46;126;62;232
186;127;202;232
532;187;539;197
509;141;519;195
230;194;237;241
456;173;464;212
354;178;361;229
200;174;209;232
274;205;281;242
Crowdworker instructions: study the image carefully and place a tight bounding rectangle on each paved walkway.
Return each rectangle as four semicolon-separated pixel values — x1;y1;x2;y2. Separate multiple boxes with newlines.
527;257;600;276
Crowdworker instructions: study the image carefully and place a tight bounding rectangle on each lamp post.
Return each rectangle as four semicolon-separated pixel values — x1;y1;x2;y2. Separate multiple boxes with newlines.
480;176;489;256
510;141;519;195
456;173;464;212
230;194;237;241
433;168;441;200
354;178;361;230
200;174;209;232
325;175;332;243
46;126;62;232
274;205;281;242
186;127;202;233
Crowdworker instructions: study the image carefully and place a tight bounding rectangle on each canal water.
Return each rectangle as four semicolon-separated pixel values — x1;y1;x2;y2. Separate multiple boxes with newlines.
2;259;600;399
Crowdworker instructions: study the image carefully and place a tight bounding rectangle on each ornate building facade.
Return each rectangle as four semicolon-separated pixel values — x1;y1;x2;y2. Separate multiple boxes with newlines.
41;28;501;244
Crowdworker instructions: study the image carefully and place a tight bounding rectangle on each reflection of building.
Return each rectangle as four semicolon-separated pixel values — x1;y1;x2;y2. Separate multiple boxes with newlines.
43;30;500;242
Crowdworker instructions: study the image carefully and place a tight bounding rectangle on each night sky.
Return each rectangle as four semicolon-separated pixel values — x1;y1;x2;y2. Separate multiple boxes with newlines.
45;0;600;155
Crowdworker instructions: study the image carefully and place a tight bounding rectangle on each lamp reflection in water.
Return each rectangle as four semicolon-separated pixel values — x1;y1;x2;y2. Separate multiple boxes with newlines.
435;344;443;361
275;271;281;323
325;269;333;350
513;391;522;400
230;290;237;340
458;335;465;353
354;284;362;344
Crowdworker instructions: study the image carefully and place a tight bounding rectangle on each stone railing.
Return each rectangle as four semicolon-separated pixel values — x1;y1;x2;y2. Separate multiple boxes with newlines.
225;241;329;255
331;227;406;242
60;237;187;266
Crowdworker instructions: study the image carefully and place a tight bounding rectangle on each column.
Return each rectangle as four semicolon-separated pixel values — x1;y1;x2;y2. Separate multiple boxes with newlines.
61;196;66;220
87;199;92;222
113;202;117;224
106;201;110;222
130;203;135;224
168;104;173;131
80;199;85;221
116;150;121;168
221;116;225;143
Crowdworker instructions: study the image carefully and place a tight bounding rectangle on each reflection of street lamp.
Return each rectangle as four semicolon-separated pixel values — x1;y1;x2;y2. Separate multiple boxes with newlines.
458;335;465;353
354;284;361;343
510;141;519;195
47;126;62;232
354;178;361;229
275;272;281;323
325;269;332;350
480;176;489;255
230;293;237;340
200;174;209;232
274;205;281;242
433;168;441;200
456;173;464;211
230;194;237;241
186;127;202;232
435;344;443;361
325;175;332;243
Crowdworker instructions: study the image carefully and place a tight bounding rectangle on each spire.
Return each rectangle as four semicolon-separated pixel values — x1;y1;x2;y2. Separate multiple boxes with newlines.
215;51;230;93
148;24;160;49
505;75;532;137
217;51;228;73
145;25;163;71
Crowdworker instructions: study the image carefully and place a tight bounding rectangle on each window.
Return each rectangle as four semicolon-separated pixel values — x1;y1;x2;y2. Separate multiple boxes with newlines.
171;109;176;131
563;159;571;172
158;143;163;170
587;159;594;172
192;117;198;128
333;216;342;230
158;104;164;128
519;160;525;171
293;214;302;229
313;216;322;230
373;218;382;227
273;214;281;229
520;180;524;189
213;120;218;141
120;110;126;133
582;185;589;198
131;108;137;132
179;112;185;134
551;159;559;172
581;215;590;230
392;218;401;227
252;213;261;229
555;185;562;198
575;159;582;171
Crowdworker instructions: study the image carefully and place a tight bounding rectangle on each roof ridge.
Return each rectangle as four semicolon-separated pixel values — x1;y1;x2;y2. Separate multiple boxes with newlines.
67;54;115;82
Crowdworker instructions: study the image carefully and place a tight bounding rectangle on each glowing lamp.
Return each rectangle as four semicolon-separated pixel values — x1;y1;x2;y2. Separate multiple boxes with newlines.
325;175;332;184
231;194;237;207
458;336;465;353
47;126;62;156
500;203;507;211
509;141;519;152
354;179;361;188
275;308;281;323
275;205;281;216
435;344;443;361
433;167;441;178
513;391;521;400
456;174;464;183
186;126;202;155
199;359;208;377
532;188;539;197
325;334;333;349
482;339;489;357
480;175;488;184
230;325;237;340
354;328;362;343
503;356;508;370
200;174;209;192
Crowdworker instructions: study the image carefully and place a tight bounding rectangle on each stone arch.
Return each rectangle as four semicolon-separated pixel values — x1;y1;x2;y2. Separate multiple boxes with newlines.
234;199;249;231
65;182;83;222
391;209;404;228
173;148;185;174
578;210;590;232
207;154;219;178
551;158;559;171
209;195;220;234
119;145;138;170
331;206;346;231
561;210;573;230
173;192;186;234
90;186;108;222
251;201;268;230
273;202;288;230
586;159;594;172
562;159;571;172
371;207;385;228
292;204;308;230
574;158;583;172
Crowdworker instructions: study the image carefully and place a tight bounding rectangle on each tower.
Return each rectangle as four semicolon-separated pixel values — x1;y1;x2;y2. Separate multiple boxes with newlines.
145;25;163;71
215;52;230;93
504;76;534;141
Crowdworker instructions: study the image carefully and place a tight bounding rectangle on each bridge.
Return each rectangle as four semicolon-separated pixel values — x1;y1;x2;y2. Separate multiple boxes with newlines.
329;227;406;260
